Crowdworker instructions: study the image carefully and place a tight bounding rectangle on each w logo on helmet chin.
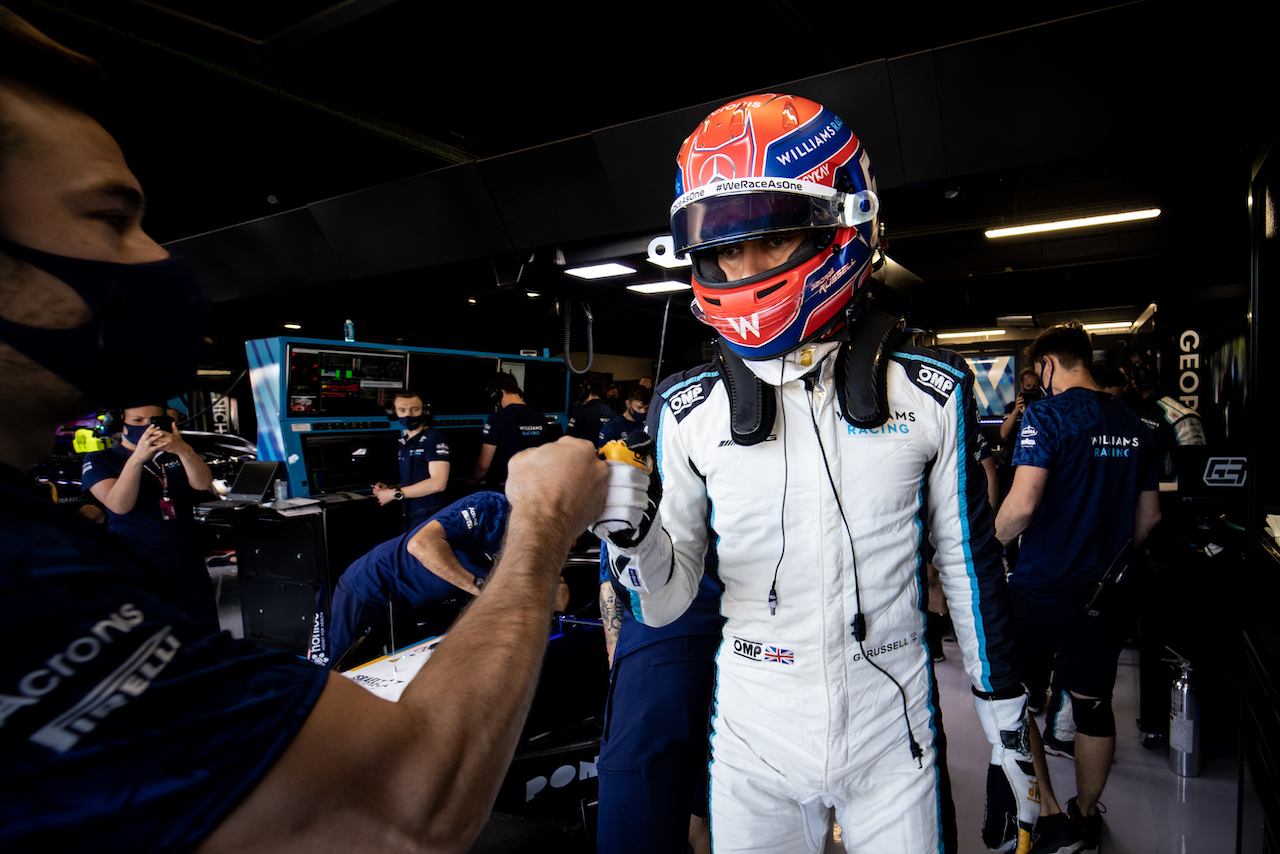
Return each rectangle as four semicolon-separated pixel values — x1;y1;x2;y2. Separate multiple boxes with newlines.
728;313;762;339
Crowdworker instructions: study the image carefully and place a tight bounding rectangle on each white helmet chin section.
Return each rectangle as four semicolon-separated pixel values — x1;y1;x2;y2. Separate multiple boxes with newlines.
742;340;842;387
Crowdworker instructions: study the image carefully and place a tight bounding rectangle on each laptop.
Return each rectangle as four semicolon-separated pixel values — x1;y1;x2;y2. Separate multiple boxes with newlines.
202;460;280;508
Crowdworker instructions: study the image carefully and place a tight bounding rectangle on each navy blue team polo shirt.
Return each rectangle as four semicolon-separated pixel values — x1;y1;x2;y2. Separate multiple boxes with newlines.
398;426;451;525
1009;388;1158;603
567;399;618;445
481;403;547;490
598;413;647;448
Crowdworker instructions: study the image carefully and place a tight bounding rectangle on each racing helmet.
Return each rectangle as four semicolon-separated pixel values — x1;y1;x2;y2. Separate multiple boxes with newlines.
672;94;880;360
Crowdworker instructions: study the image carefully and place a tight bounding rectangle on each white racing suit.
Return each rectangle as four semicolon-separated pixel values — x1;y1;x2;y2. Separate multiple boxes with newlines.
631;344;1019;853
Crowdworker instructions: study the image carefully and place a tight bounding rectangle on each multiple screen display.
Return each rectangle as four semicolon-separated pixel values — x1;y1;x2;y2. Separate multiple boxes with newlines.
284;345;568;420
287;346;407;417
280;343;568;495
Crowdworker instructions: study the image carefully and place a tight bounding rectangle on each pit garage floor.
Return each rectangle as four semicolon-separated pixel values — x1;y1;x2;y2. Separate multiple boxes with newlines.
207;561;1255;853
874;641;1254;854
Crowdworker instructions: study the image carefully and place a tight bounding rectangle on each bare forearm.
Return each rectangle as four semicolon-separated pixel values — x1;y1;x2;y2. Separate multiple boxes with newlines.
468;446;494;484
396;510;575;837
93;460;143;514
994;504;1032;546
176;449;213;491
1000;410;1018;440
1133;491;1161;547
401;478;447;499
995;467;1046;546
599;581;623;668
407;530;482;594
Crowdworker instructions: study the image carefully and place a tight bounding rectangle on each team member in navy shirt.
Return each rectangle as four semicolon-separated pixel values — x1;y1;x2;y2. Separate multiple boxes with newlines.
596;383;650;448
468;371;548;492
996;322;1160;853
82;404;218;624
323;491;509;664
372;391;451;530
566;374;617;444
0;14;607;851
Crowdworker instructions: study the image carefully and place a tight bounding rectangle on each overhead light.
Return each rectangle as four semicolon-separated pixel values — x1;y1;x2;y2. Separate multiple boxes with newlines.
996;315;1035;327
282;323;302;329
1083;321;1133;331
197;369;233;376
466;297;478;305
936;329;1007;340
565;262;636;279
985;208;1161;239
525;290;541;299
627;282;691;294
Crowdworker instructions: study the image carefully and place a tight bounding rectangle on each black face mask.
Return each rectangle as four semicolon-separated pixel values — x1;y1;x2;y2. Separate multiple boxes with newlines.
0;236;209;407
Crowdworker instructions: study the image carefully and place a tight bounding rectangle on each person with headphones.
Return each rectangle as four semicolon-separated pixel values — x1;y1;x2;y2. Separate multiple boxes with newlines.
372;390;451;531
591;95;1034;854
467;371;548;493
566;374;617;445
81;405;217;624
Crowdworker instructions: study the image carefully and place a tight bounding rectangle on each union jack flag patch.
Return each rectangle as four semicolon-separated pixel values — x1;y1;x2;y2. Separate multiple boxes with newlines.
764;646;794;664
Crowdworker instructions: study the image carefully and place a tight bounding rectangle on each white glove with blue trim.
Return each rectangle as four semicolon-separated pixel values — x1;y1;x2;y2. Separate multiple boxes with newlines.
590;433;671;593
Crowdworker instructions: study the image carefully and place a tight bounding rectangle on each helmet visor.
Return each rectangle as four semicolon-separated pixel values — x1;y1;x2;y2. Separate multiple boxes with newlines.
671;182;877;257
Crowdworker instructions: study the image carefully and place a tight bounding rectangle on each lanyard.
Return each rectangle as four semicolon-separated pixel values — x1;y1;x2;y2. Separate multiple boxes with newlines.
142;456;177;521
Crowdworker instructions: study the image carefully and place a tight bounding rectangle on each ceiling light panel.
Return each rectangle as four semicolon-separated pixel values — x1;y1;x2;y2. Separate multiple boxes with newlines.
628;282;691;294
985;209;1161;239
565;263;637;279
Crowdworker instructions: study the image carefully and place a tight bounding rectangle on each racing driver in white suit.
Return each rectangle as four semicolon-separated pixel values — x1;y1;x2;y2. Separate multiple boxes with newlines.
592;94;1039;853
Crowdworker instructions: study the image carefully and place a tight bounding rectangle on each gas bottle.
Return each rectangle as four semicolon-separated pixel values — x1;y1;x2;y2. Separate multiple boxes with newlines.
1166;648;1201;777
343;318;356;342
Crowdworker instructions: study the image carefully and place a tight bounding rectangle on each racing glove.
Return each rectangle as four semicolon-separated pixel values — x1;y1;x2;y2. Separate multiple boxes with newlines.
590;433;671;594
974;687;1039;853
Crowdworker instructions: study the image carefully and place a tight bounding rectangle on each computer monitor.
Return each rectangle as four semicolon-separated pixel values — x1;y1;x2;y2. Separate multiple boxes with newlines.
298;431;401;495
285;344;408;418
964;354;1017;418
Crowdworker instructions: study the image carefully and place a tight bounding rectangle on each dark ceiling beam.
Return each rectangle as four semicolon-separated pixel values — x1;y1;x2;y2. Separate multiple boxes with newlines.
29;0;471;162
169;4;1214;303
129;0;404;48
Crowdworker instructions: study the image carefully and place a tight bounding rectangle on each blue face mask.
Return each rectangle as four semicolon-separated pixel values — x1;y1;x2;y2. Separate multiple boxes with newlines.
122;422;150;445
0;236;209;408
398;416;424;432
1038;360;1055;398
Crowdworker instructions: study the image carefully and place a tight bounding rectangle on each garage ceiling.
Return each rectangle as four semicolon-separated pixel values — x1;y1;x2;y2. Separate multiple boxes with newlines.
8;1;1266;365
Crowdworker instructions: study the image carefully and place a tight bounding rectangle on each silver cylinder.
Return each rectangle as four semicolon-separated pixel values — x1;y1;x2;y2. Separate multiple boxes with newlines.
1168;655;1201;777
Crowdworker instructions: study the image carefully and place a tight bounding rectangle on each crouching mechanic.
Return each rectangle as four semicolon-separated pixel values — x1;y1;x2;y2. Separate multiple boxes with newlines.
319;490;509;667
591;94;1036;853
0;10;607;851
